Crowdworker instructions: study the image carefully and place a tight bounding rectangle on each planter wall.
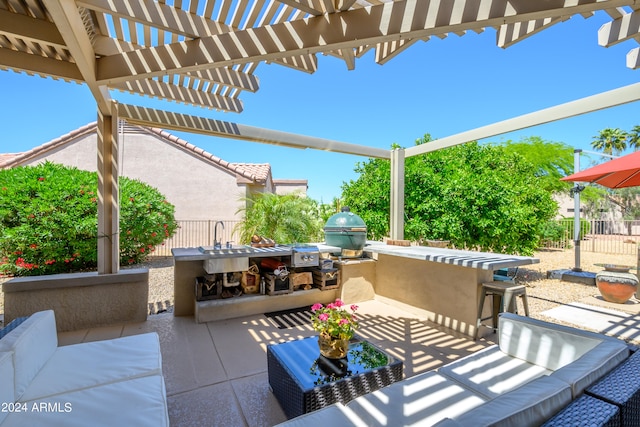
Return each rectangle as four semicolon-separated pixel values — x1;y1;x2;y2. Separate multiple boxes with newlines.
2;269;149;332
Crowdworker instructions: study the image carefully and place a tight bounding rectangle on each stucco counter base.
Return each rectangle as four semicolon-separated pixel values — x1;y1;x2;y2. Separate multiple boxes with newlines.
375;254;493;336
365;243;539;338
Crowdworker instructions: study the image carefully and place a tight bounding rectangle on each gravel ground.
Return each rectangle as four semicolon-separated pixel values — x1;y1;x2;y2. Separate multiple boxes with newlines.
1;249;637;327
518;249;637;317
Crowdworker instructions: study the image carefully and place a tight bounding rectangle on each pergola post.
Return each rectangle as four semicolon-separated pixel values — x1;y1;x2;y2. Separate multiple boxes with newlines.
97;105;120;274
390;147;405;240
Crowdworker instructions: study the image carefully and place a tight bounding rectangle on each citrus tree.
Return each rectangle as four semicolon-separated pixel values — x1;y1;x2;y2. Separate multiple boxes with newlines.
342;136;557;255
0;162;178;276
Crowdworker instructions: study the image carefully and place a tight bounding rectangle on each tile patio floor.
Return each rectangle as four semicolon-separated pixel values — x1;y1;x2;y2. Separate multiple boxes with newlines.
57;299;496;427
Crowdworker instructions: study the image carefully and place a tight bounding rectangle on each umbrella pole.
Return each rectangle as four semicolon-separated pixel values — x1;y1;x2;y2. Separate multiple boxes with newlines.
573;149;582;272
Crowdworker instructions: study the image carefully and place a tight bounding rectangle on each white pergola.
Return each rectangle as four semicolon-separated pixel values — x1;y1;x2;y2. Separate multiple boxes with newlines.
2;0;640;274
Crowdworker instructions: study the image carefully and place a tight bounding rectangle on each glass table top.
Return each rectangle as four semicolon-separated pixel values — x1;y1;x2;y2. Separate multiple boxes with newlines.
269;335;393;390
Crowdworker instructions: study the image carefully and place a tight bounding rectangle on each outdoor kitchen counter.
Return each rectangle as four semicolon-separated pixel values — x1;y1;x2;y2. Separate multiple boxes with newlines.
361;242;539;338
171;243;341;261
171;244;342;321
363;241;540;270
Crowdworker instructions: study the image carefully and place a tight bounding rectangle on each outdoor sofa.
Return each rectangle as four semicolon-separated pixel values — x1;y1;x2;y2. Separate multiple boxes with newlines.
276;312;631;427
0;310;169;426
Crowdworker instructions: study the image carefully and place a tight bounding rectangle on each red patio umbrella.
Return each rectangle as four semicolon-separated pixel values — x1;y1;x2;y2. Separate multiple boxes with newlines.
561;151;640;188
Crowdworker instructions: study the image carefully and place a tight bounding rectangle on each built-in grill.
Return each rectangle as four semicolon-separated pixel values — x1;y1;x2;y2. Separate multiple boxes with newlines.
287;244;320;268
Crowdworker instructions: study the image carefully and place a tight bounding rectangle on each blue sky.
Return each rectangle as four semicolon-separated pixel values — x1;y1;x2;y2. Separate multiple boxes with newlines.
2;12;640;202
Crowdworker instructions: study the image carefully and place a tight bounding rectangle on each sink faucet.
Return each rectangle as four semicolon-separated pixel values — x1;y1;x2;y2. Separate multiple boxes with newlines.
213;221;225;249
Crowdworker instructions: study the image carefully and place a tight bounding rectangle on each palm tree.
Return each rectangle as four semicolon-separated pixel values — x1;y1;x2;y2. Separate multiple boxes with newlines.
591;128;628;155
234;192;323;244
627;125;640;151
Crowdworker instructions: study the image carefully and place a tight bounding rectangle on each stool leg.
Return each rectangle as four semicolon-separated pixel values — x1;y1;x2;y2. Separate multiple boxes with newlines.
503;290;515;315
475;290;487;340
492;294;501;331
520;292;530;317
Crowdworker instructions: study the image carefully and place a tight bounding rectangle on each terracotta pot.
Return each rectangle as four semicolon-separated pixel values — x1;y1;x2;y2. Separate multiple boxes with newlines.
318;333;349;359
595;271;638;304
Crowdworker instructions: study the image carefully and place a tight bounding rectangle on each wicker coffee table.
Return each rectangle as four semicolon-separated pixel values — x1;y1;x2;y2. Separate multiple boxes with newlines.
267;335;403;419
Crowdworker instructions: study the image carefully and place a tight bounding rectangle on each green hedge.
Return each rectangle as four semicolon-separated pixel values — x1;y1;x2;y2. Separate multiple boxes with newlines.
0;162;178;276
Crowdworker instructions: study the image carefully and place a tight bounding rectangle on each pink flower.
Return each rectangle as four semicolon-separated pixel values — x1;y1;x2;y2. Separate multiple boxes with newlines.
350;304;358;311
310;298;359;341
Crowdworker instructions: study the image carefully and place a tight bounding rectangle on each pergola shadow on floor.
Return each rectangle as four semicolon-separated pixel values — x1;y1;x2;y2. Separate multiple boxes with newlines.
57;299;496;427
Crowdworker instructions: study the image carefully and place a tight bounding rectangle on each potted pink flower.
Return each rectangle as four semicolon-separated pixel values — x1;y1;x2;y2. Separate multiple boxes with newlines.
311;299;359;359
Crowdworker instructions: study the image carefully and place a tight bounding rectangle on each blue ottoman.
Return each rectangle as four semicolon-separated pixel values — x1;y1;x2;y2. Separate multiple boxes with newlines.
586;350;640;427
542;394;620;427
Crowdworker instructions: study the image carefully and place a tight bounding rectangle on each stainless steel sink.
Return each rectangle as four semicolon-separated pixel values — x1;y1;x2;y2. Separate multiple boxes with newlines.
198;245;253;255
203;257;249;274
199;245;253;273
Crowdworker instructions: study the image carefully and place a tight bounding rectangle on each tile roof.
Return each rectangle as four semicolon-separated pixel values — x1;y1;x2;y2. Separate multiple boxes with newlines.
229;163;271;183
0;122;270;184
0;154;20;167
0;122;96;169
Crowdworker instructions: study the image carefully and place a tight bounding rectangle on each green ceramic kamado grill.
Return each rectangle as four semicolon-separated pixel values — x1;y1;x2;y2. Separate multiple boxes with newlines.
323;207;367;258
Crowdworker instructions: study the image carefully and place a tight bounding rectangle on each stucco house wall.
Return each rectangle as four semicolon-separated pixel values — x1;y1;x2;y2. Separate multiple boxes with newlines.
1;122;307;223
273;179;309;195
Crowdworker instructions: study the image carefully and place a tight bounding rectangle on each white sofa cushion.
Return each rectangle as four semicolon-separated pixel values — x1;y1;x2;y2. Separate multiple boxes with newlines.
499;313;615;370
2;374;169;427
19;332;163;401
551;339;629;397
0;311;58;399
344;371;488;426
438;345;551;399
499;313;629;397
452;375;572;427
0;352;15;425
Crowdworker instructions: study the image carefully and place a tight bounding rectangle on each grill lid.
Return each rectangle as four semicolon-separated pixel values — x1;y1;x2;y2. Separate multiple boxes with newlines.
324;207;367;232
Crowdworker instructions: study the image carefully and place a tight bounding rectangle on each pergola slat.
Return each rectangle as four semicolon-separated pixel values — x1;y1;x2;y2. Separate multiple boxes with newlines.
111;79;244;111
117;103;391;158
599;10;640;47
7;0;635;113
0;9;66;48
95;0;637;84
497;17;562;48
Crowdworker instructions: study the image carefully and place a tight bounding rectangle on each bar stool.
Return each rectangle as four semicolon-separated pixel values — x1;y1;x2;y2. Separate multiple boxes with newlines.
475;281;529;340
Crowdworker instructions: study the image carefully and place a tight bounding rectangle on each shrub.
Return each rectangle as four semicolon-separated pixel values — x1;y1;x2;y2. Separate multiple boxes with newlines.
538;220;567;246
0;162;178;276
